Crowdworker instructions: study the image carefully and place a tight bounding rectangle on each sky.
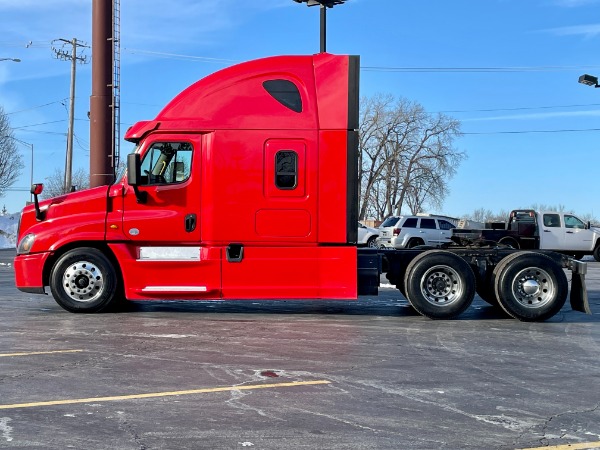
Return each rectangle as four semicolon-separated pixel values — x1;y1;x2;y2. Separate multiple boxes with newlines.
0;0;599;219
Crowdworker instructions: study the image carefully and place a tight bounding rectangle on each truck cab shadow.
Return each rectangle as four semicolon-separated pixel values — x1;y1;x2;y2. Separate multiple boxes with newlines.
112;297;517;321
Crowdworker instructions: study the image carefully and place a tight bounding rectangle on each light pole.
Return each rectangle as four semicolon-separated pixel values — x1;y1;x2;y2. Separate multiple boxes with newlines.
0;58;21;63
578;74;599;88
4;136;34;202
292;0;348;53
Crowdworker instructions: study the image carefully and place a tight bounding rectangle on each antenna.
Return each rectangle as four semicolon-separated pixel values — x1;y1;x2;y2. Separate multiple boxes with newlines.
292;0;348;53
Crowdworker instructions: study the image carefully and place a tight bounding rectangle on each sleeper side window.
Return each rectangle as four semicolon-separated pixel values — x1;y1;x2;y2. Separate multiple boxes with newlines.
263;80;302;113
139;142;193;186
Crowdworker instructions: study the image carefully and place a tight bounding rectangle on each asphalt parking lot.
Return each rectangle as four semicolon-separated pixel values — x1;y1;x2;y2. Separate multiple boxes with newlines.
1;248;600;450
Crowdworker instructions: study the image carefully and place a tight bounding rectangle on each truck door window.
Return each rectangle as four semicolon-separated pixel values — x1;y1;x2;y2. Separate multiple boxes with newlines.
543;214;561;228
139;142;193;185
263;80;302;113
564;215;585;229
275;150;298;189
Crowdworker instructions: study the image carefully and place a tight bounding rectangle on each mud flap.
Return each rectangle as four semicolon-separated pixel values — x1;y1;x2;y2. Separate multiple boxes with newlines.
570;260;591;314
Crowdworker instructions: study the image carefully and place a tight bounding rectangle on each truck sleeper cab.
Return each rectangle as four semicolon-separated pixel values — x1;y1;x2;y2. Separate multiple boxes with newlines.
15;53;361;310
14;54;590;321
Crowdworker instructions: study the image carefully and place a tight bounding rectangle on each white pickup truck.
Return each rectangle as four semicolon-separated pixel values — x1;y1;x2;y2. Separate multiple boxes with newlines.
453;209;600;261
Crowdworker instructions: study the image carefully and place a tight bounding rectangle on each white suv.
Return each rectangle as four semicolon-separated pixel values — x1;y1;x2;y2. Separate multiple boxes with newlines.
357;222;380;248
377;215;455;249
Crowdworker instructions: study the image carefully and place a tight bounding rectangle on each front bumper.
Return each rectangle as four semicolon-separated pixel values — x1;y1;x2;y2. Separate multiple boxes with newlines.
14;252;51;294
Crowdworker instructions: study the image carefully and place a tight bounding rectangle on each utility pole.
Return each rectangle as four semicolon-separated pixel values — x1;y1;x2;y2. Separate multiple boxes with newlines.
52;38;89;193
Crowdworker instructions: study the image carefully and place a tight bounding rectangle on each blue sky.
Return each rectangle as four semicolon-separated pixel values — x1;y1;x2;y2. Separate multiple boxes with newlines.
1;0;599;218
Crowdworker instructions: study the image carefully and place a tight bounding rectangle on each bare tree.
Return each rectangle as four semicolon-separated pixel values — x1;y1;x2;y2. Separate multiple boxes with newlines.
0;106;25;198
358;94;465;220
42;167;90;199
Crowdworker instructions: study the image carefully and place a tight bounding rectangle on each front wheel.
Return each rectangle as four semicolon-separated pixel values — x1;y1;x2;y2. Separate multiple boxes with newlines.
493;252;568;321
594;245;600;262
50;247;121;313
403;250;475;319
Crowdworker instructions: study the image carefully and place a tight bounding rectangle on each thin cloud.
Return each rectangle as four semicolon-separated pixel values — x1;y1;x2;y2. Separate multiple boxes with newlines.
553;0;600;6
546;23;600;38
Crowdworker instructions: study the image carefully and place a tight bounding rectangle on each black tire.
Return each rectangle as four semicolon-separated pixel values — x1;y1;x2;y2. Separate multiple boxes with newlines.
475;254;527;309
493;251;568;321
594;245;600;262
407;238;424;249
499;237;519;249
475;275;499;306
403;250;476;319
366;236;378;249
50;247;121;313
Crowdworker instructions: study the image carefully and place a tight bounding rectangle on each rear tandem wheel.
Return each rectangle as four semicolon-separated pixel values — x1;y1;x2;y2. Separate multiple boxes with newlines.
493;251;568;321
403;250;476;319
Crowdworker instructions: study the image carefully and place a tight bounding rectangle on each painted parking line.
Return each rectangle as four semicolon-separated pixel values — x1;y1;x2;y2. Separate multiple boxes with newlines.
519;442;600;450
0;350;83;358
0;379;331;410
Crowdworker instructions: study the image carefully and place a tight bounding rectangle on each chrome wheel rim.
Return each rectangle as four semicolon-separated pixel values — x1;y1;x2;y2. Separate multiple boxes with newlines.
510;267;554;309
62;260;104;303
420;265;464;306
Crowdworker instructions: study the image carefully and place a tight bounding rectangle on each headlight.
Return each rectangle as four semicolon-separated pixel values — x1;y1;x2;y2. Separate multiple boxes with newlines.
17;234;35;255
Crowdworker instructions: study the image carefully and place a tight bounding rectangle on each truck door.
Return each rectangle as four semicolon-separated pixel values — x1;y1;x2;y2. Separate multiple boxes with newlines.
564;214;594;251
123;136;200;243
119;134;221;299
540;213;563;250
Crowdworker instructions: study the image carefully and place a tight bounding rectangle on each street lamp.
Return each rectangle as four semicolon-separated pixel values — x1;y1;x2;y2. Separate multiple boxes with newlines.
0;58;21;63
293;0;348;53
3;136;34;202
578;74;599;88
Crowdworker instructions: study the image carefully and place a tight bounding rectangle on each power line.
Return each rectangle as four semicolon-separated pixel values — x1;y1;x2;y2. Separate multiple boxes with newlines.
437;103;600;114
5;99;69;116
121;48;600;75
463;128;600;135
12;120;66;129
123;48;238;64
361;65;600;73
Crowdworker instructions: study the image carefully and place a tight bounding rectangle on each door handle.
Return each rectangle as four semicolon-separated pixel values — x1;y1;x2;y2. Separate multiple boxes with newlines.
184;214;197;233
566;231;574;234
544;230;551;232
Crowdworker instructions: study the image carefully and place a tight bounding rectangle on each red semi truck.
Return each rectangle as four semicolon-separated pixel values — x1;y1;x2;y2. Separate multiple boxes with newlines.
14;53;590;321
